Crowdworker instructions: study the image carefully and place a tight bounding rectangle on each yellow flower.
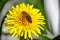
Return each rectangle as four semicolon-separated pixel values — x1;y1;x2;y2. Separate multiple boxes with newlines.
5;3;45;40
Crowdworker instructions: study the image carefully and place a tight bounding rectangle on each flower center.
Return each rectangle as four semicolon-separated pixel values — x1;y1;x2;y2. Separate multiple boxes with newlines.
22;11;32;25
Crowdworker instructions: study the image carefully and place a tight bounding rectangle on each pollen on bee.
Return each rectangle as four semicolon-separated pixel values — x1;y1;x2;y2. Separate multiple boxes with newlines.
22;17;29;25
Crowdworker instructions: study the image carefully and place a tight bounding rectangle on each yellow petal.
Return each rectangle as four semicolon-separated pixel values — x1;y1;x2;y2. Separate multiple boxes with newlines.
24;31;27;39
28;30;32;38
12;31;17;37
31;30;39;37
21;31;24;37
33;26;41;34
38;25;44;30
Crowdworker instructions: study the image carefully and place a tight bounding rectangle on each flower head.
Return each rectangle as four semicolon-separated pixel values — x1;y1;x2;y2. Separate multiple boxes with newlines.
5;3;45;40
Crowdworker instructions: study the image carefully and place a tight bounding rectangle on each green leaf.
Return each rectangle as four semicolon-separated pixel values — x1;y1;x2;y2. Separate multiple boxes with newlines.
38;35;51;40
0;0;8;13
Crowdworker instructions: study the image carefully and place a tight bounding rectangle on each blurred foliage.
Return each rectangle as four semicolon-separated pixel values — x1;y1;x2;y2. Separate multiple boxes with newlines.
38;35;51;40
0;0;8;13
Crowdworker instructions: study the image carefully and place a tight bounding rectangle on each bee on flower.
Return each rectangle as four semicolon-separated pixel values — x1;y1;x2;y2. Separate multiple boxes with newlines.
5;3;45;40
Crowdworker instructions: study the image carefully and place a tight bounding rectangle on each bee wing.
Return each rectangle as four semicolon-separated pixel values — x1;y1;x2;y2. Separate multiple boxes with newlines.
26;15;32;23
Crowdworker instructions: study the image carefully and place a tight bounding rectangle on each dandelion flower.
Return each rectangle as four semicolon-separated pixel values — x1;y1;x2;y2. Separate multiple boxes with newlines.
5;3;45;40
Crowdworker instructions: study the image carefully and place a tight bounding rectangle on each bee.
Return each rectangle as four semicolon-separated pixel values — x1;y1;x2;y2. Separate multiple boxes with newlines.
22;11;32;23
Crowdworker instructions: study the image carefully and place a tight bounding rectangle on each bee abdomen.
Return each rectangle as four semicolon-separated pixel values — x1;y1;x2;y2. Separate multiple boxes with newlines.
26;15;32;23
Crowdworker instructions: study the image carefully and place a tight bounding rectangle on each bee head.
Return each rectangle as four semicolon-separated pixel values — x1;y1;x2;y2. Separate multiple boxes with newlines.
22;11;27;15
